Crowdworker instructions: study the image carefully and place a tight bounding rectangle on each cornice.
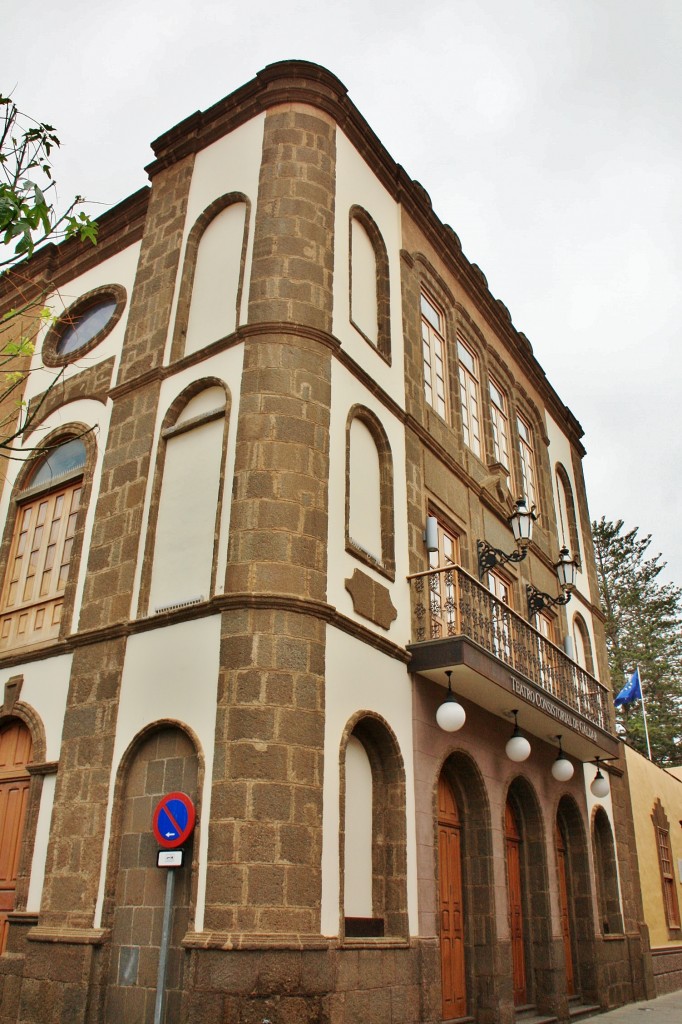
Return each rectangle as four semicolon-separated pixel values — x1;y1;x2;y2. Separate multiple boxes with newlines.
0;188;149;307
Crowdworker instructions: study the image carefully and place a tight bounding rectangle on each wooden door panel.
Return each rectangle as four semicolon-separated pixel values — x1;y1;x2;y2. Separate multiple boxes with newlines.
0;721;32;953
439;777;466;1020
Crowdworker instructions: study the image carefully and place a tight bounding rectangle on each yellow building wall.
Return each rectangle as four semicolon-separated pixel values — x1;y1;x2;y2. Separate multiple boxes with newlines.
625;744;682;949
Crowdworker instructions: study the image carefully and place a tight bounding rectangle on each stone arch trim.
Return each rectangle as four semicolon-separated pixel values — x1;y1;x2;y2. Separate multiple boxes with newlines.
137;378;231;616
504;775;555;1012
0;422;98;649
591;805;624;935
348;205;391;364
170;192;251;362
42;283;127;368
344;404;396;579
338;711;407;939
435;749;497;1019
556;794;598;1001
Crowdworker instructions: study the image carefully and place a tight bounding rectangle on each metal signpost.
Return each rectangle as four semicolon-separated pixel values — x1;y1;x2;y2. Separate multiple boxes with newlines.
152;792;196;1024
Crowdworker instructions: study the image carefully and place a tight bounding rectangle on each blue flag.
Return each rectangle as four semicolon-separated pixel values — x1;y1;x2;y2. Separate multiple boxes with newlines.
614;667;642;707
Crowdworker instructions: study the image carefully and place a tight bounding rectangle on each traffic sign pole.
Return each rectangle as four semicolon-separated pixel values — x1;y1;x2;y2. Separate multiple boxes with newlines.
153;865;176;1024
151;793;196;1024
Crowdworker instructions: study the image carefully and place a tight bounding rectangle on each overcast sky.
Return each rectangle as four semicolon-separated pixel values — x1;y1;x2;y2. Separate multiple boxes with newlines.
5;0;681;585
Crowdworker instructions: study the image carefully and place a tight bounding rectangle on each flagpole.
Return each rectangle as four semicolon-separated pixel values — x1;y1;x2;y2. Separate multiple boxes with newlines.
638;665;653;761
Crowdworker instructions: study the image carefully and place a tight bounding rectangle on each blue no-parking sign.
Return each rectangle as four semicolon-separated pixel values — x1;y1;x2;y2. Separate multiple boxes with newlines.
152;792;196;849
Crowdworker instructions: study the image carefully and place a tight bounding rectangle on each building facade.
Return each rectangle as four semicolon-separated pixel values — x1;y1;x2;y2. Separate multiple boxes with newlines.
0;61;653;1023
623;746;682;996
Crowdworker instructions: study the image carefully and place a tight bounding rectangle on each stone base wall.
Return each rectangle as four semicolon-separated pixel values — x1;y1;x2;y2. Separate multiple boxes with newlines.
652;946;682;996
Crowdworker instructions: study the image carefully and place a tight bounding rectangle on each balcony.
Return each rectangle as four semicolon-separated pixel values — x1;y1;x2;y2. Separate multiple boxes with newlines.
407;564;618;761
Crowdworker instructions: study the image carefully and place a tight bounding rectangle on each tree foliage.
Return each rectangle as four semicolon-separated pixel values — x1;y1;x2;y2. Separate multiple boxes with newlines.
1;92;98;458
592;517;682;765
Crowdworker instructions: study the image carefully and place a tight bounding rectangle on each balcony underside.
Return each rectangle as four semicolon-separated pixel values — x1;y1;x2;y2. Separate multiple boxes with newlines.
408;634;619;762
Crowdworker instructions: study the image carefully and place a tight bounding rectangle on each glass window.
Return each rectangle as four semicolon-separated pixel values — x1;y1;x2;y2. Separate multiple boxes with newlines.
489;377;513;482
56;297;118;356
421;293;448;419
517;415;537;509
457;338;482;457
428;521;459;638
1;440;85;652
653;801;681;930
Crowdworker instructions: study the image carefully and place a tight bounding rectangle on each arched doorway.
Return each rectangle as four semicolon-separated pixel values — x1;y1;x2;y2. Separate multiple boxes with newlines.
505;797;527;1006
438;772;466;1019
555;821;575;995
0;719;33;952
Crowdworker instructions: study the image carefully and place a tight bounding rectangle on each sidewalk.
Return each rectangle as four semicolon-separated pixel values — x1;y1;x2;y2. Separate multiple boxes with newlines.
577;989;682;1024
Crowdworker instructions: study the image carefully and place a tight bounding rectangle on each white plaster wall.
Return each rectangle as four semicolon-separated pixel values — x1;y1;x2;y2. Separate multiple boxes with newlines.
544;411;590;598
130;344;244;615
344;735;373;918
0;654;73;909
162;114;265;363
184;202;247;354
321;626;418;936
93;615;221;930
350;219;378;344
327;360;411;642
348;418;382;561
544;412;601;674
333;129;405;403
28;242;142;398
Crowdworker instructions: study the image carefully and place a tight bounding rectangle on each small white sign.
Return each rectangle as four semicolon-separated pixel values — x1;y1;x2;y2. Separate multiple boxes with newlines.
157;849;183;868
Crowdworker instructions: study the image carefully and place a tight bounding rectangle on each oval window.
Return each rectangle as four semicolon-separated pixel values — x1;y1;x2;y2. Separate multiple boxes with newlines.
56;297;118;356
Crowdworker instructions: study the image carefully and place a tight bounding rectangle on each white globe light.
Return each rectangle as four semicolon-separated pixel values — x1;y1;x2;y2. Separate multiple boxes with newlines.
590;770;610;799
551;756;574;782
436;698;466;732
505;734;531;762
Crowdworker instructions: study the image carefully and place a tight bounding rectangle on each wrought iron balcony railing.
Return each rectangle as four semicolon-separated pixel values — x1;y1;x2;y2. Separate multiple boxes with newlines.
408;564;610;732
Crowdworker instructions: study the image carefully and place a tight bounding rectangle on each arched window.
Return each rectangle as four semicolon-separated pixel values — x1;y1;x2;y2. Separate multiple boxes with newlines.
341;716;407;939
592;808;623;935
652;799;681;930
345;407;395;579
0;437;87;652
171;194;250;360
516;414;537;509
457;336;482;458
144;384;228;614
555;464;581;565
349;207;390;362
0;718;32;953
421;291;448;419
572;615;595;675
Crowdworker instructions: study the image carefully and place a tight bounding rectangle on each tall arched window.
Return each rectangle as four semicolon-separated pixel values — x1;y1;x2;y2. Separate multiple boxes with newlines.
572;615;595;675
0;437;87;652
144;384;228;614
341;716;407;939
171;194;250;360
349;207;390;362
555;464;581;565
345;407;395;579
592;808;623;935
652;799;681;930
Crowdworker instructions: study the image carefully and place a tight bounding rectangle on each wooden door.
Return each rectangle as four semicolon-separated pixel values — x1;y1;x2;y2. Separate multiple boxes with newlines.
505;799;527;1006
438;774;466;1019
556;823;575;996
0;721;32;952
